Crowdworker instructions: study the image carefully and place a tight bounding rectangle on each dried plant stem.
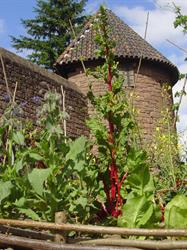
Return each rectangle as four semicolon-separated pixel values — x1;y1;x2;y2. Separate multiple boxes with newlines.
0;54;18;166
134;12;149;86
2;81;18;167
167;117;176;186
0;219;187;237
128;12;149;147
173;74;187;125
12;81;18;103
2;144;8;167
68;19;96;94
61;85;67;139
69;19;87;74
0;54;12;100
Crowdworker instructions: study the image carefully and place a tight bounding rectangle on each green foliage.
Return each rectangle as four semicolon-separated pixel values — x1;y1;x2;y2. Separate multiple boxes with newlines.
86;5;160;222
0;91;101;223
148;85;187;201
165;195;187;228
118;149;161;228
118;195;161;228
86;5;187;228
28;168;52;196
0;4;186;230
174;6;187;33
0;181;12;204
11;0;87;69
125;150;154;195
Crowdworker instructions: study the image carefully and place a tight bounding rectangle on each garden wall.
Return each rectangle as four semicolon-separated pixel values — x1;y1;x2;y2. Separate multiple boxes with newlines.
0;48;89;138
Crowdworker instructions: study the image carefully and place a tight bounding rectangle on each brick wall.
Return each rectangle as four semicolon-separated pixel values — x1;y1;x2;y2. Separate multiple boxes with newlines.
67;60;174;143
0;48;89;138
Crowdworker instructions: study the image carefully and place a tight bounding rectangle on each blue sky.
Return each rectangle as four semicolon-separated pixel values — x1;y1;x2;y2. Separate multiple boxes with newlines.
0;0;151;49
0;0;187;139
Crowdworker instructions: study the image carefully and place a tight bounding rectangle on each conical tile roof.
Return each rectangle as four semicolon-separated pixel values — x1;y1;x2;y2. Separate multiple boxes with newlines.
56;9;178;83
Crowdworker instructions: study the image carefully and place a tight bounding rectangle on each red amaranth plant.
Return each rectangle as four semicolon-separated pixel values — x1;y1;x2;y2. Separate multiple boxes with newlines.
86;6;137;218
105;45;125;217
86;7;163;228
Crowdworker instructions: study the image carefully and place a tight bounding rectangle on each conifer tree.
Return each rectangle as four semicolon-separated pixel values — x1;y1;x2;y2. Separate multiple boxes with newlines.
11;0;87;70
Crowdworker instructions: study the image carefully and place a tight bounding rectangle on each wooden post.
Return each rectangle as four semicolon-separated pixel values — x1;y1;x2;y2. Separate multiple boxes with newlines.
55;211;67;243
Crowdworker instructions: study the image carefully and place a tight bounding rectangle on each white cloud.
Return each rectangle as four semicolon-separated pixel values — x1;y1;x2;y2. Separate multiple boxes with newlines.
155;0;187;12
113;5;186;47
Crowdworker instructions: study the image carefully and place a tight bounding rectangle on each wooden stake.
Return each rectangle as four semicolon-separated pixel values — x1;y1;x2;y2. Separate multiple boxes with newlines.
61;86;67;139
55;211;67;243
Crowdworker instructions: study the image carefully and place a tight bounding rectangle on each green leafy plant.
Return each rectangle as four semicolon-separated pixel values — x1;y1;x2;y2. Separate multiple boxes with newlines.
85;6;161;227
146;6;187;221
149;86;180;188
85;6;187;228
165;194;187;229
0;91;101;223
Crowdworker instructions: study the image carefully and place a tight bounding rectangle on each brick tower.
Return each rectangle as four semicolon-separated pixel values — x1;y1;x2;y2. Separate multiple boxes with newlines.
55;9;179;143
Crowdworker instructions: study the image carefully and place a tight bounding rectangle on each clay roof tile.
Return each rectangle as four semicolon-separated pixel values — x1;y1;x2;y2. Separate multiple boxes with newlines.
56;9;179;83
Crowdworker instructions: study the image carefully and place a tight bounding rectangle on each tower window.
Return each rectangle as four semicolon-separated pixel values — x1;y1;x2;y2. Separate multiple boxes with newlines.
124;69;135;87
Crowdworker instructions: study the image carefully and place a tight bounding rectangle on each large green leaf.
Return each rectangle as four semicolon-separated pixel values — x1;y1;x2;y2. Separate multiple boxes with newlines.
28;168;51;196
18;208;41;221
12;131;25;145
165;194;187;228
14;159;24;173
14;197;26;207
126;149;147;171
29;153;43;161
75;197;88;209
0;181;12;204
74;160;85;172
127;165;150;195
66;136;87;161
118;195;154;228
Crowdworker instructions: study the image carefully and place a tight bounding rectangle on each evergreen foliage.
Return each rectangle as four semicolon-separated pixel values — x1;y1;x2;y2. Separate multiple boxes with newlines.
11;0;87;69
